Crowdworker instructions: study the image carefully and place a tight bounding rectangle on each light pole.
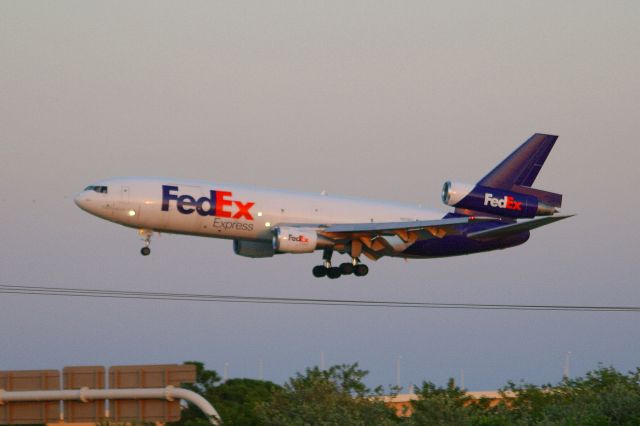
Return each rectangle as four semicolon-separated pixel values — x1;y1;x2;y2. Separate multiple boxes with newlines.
563;352;571;379
396;356;402;391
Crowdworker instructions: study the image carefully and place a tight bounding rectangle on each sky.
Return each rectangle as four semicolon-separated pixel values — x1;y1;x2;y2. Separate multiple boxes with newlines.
1;1;639;392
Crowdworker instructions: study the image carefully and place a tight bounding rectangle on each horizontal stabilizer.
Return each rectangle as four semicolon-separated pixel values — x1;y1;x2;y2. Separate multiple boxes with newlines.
467;215;574;241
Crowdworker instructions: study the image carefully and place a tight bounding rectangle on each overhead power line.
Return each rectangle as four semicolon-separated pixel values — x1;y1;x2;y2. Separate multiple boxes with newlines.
0;284;638;313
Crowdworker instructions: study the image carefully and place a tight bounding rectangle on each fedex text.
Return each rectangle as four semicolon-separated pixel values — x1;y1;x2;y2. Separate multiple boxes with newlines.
162;185;255;220
483;193;522;211
288;234;310;243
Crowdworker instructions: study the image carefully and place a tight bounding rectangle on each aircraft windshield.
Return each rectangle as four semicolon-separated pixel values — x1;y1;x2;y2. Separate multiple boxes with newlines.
84;185;108;194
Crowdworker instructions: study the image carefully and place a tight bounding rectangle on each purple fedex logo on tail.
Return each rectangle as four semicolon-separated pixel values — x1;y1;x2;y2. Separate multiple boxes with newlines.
443;183;540;218
161;185;255;220
484;193;523;211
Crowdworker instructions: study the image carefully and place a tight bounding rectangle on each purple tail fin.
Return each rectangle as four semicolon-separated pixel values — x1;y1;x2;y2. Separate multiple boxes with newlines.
479;133;557;188
477;133;562;208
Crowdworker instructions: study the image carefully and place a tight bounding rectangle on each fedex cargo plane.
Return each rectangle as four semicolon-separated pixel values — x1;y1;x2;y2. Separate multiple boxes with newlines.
75;134;572;278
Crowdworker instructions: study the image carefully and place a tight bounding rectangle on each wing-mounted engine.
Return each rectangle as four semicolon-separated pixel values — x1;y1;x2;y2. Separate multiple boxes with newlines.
233;239;275;258
272;226;319;253
442;181;559;218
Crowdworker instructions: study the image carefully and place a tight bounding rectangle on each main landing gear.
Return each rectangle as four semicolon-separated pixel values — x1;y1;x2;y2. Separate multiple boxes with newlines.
139;229;152;256
312;249;369;279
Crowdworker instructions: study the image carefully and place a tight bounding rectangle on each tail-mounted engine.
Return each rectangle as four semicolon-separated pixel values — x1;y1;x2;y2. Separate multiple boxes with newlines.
272;226;319;253
442;181;559;218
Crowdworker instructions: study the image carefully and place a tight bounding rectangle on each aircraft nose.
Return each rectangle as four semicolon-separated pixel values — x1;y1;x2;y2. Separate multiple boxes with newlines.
74;192;90;211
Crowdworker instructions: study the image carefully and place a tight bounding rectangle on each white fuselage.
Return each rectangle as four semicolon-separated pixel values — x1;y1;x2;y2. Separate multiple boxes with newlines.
75;177;443;243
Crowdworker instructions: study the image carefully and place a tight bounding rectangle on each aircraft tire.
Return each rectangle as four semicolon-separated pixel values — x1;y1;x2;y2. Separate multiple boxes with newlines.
312;265;327;278
140;247;151;256
327;267;342;279
339;263;354;275
354;264;368;277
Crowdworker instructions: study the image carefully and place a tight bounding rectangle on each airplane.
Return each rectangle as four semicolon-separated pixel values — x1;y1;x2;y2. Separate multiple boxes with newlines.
75;133;572;279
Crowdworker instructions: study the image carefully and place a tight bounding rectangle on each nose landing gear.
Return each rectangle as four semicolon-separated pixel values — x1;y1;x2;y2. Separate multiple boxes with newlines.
139;229;152;256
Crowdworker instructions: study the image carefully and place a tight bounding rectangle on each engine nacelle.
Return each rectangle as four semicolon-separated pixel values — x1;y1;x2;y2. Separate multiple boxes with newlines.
273;226;318;253
233;239;275;258
442;181;556;218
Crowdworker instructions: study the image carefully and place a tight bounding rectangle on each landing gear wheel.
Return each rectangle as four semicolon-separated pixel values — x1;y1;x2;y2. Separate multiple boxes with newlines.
327;267;342;279
354;264;369;277
339;263;354;275
312;265;327;278
139;229;153;257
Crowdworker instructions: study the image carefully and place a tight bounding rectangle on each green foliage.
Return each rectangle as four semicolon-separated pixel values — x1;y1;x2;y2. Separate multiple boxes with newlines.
406;378;473;426
170;362;640;426
254;363;398;426
405;366;640;426
168;361;281;426
487;366;640;425
212;378;282;425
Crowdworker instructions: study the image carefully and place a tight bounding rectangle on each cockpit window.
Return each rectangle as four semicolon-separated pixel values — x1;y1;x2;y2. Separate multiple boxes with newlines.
84;185;108;194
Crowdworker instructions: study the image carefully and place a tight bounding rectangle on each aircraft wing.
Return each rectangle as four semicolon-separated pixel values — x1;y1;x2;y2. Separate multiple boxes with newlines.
322;217;488;234
467;215;574;241
317;216;493;260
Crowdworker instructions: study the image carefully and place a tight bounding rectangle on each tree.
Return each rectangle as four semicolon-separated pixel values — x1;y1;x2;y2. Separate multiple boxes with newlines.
254;363;399;426
406;378;474;426
212;378;282;425
492;366;640;425
170;361;640;426
169;361;282;426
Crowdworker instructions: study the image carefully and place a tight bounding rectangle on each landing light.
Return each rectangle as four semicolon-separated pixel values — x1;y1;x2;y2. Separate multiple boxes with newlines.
128;210;136;217
265;222;271;228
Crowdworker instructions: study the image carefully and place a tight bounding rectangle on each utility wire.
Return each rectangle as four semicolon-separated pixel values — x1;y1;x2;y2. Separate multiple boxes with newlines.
0;284;637;312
